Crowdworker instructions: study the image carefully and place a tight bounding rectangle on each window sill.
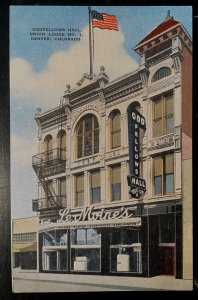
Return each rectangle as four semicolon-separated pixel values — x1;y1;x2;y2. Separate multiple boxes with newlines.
75;153;99;162
106;147;122;153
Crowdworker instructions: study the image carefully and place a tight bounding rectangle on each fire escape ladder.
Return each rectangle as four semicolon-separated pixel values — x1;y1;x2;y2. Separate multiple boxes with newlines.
36;166;62;208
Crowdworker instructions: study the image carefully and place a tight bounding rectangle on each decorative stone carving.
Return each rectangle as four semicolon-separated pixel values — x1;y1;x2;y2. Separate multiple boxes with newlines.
76;73;96;86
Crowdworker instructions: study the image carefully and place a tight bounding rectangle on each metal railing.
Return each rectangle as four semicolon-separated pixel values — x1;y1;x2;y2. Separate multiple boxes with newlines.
32;195;67;212
32;148;66;167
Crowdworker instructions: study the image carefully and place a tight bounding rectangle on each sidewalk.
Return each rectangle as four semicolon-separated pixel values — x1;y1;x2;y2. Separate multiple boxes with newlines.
12;268;193;291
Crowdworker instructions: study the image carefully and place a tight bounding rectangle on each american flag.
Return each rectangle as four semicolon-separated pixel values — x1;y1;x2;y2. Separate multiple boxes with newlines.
91;10;118;31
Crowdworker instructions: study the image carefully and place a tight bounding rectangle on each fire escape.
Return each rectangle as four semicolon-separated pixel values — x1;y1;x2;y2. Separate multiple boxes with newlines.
32;148;66;219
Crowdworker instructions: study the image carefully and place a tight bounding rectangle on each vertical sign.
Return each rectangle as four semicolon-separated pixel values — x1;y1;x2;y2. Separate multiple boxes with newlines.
127;106;146;198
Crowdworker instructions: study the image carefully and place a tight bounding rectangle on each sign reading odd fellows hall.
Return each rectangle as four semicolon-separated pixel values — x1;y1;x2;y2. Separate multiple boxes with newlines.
127;106;146;198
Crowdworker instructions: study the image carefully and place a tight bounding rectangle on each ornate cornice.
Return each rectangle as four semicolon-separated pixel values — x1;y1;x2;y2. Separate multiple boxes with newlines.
106;89;143;108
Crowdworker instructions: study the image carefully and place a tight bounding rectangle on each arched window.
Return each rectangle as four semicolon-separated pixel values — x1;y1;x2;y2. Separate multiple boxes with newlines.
57;130;66;159
76;114;99;159
110;110;121;149
44;135;53;160
152;67;171;82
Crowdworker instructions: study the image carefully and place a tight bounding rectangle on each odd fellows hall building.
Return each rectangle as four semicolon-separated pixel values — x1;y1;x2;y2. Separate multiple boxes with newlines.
32;14;192;279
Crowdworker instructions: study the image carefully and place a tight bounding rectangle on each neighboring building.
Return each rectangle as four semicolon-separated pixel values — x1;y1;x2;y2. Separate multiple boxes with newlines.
12;217;38;270
32;13;192;278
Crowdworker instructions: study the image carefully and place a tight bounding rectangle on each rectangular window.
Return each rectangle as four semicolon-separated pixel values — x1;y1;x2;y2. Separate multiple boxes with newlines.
111;165;121;201
76;174;84;207
153;92;174;137
13;232;37;243
59;177;66;207
153;153;174;195
91;170;100;204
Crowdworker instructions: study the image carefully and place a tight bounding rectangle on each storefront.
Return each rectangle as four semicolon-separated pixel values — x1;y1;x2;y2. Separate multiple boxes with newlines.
38;202;182;277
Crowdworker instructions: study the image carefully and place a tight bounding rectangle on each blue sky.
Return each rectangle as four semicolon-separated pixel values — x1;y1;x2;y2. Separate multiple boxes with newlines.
10;6;192;219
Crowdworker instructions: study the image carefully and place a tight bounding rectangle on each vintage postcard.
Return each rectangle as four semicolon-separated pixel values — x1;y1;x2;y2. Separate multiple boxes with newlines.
10;5;193;292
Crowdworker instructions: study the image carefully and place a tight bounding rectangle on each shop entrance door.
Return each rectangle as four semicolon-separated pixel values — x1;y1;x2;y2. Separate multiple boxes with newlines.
163;247;174;275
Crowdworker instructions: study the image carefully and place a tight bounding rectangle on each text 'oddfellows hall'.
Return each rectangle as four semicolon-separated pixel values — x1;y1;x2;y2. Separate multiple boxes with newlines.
32;14;192;279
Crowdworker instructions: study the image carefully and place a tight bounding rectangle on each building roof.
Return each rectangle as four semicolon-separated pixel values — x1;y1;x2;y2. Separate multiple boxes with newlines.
136;17;179;47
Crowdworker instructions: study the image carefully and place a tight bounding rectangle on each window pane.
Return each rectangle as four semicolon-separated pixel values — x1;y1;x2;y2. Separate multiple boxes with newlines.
91;171;100;188
166;174;174;193
77;136;83;158
154;157;162;176
92;188;100;203
112;131;121;148
43;230;56;246
112;183;121;201
87;229;101;245
154;99;162;119
165;154;174;174
165;95;174;115
77;229;86;244
84;133;92;156
71;248;100;271
76;175;84;191
94;118;99;129
112;166;121;184
166;116;174;133
60;178;66;195
154;119;162;137
56;230;67;245
77;123;83;134
84;117;92;133
153;67;171;82
59;250;68;270
154;176;162;194
112;113;121;131
76;191;84;207
94;129;99;153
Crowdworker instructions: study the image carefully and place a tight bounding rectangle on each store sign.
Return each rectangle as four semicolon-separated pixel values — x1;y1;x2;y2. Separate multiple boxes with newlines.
127;106;146;198
58;206;134;223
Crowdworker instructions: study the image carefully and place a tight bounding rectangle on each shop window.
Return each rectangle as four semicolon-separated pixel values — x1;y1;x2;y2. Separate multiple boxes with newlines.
110;110;121;149
76;114;99;159
110;229;141;273
43;230;67;246
42;229;68;271
153;92;174;137
91;170;100;204
70;229;101;272
71;229;101;245
111;165;121;201
153;153;174;195
75;174;84;207
160;213;175;243
43;250;68;271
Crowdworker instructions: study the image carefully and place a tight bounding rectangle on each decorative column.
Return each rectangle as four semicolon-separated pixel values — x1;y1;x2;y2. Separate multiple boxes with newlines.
121;161;128;201
70;175;75;208
84;171;89;207
100;167;106;204
122;113;128;148
146;157;152;199
105;166;111;204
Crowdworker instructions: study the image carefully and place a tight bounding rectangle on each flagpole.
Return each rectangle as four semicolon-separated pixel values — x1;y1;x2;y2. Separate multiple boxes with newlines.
88;6;93;76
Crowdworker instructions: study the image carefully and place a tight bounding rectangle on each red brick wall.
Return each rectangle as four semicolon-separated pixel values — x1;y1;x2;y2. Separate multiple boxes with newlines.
182;44;192;138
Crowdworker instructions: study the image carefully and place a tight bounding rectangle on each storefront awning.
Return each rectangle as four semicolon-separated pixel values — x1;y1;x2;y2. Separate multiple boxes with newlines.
12;243;37;252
